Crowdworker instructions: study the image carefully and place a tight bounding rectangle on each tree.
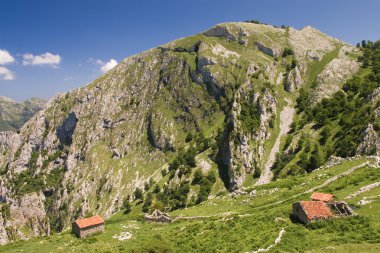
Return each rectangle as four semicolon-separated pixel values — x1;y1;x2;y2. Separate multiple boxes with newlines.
133;188;143;200
192;169;203;185
142;193;153;213
296;87;309;112
362;40;367;48
144;182;150;191
253;167;261;178
319;125;331;145
123;201;131;214
298;152;309;171
307;145;324;172
184;146;197;167
291;59;298;69
153;184;161;194
185;132;193;143
206;170;216;184
282;47;294;57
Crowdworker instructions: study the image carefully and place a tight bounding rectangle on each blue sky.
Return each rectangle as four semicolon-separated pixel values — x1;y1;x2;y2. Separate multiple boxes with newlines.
1;0;380;101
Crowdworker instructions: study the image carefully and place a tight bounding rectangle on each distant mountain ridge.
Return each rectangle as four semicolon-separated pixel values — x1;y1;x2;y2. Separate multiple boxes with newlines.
0;96;46;132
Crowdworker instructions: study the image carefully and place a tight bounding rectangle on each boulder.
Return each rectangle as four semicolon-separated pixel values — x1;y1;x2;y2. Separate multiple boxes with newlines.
144;210;172;223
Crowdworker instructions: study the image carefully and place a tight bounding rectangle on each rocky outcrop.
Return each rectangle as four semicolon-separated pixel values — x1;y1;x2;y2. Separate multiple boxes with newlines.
0;213;8;245
144;209;172;223
204;25;237;41
0;192;49;243
147;113;175;152
288;26;337;62
0;131;21;156
57;112;78;146
356;124;380;156
284;66;303;92
12;193;49;237
311;46;360;103
256;42;278;57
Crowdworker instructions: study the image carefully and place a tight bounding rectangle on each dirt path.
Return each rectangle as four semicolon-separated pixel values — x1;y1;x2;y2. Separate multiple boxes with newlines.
255;100;294;186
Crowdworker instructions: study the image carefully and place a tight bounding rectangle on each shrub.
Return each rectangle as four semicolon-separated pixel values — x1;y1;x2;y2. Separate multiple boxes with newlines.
185;132;193;143
134;188;143;200
282;47;294;57
239;99;261;133
122;196;132;214
192;169;203;185
253;167;261;178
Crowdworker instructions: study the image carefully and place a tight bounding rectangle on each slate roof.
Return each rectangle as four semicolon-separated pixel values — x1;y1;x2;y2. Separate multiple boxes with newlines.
74;215;104;229
300;201;333;220
310;192;334;202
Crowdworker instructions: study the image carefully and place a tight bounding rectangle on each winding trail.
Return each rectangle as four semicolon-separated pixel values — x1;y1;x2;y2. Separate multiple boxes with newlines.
255;100;294;186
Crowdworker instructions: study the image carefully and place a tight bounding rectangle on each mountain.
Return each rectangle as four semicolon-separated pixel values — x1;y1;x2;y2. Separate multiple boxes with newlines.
0;96;46;132
0;22;379;249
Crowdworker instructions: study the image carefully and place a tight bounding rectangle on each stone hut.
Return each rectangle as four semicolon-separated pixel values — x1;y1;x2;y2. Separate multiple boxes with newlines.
144;209;172;223
310;192;334;202
72;215;105;238
292;201;333;224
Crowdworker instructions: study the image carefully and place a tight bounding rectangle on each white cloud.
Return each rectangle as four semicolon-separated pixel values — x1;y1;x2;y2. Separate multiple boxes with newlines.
100;59;117;73
0;66;15;80
22;52;61;67
89;58;118;73
0;49;15;65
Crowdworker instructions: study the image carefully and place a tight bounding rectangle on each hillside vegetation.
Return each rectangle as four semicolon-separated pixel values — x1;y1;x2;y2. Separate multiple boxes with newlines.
0;22;379;250
273;40;380;178
1;157;379;252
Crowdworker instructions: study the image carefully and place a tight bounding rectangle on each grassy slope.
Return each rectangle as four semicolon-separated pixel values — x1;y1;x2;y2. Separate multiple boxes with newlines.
2;157;379;253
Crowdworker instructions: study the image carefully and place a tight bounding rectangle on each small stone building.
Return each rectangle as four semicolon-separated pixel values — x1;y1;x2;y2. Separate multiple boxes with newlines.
310;192;334;202
292;201;333;224
293;192;356;224
72;215;105;238
144;209;172;223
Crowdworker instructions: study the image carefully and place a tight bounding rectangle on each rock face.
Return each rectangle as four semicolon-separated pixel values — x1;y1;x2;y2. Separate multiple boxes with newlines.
285;66;303;92
356;124;380;156
57;112;78;146
256;42;278;57
0;212;9;245
0;97;46;132
0;22;360;244
311;46;360;103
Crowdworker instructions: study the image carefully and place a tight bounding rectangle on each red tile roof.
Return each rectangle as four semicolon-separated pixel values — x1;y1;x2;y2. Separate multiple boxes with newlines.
310;192;334;202
300;201;333;220
74;215;104;229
